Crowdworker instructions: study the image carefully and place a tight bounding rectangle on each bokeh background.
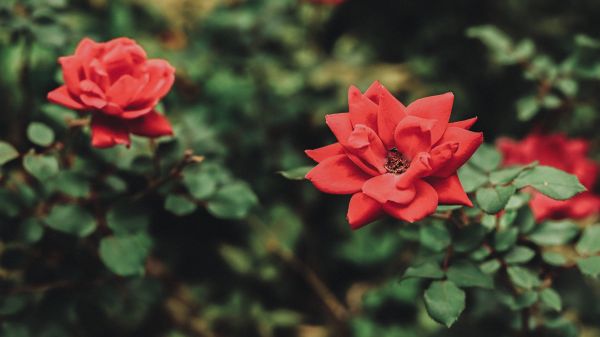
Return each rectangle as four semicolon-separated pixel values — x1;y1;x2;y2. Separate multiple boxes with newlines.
1;0;600;336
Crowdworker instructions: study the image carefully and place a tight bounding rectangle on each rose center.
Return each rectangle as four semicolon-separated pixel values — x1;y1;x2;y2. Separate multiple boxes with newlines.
384;148;410;174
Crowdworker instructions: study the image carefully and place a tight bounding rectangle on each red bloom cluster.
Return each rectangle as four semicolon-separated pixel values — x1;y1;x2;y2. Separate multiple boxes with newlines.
305;82;483;229
48;37;175;148
498;133;600;221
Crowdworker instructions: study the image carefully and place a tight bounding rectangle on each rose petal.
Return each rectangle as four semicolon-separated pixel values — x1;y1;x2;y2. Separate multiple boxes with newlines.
127;110;173;137
305;154;370;194
325;113;353;145
362;173;416;204
383;180;439;223
377;84;406;149
305;143;345;163
393;115;435;159
347;192;383;229
106;75;143;108
406;92;454;143
90;114;130;148
448;117;477;130
432;127;483;178
58;56;83;96
363;80;382;103
346;124;387;174
348;85;378;131
426;174;473;207
47;86;84;110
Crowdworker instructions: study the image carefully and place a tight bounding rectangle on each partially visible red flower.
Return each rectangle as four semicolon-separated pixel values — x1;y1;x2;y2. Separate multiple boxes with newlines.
497;133;600;222
305;81;483;229
48;37;175;148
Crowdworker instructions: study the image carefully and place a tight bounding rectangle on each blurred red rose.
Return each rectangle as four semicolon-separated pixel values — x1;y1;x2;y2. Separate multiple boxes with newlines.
48;37;175;148
497;133;600;221
305;81;483;229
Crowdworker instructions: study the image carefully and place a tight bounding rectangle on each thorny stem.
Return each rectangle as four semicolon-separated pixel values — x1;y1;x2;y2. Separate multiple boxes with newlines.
132;149;204;201
247;215;350;324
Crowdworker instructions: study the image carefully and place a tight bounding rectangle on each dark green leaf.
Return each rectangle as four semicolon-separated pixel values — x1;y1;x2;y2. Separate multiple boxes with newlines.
470;144;502;172
419;222;451;252
504;246;536;264
458;164;488;192
107;202;150;235
402;262;444;280
23;152;59;181
423;280;466;328
182;163;218;200
494;228;519;252
164;194;197;216
516;96;540;121
489;165;529;185
542;252;568;266
207;182;258;220
447;262;494;288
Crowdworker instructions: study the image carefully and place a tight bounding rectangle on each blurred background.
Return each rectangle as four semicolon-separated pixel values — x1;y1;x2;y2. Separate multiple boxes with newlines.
1;0;600;336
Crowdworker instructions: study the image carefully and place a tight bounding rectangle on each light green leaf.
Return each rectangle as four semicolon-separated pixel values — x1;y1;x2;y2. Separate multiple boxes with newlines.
490;165;533;185
514;166;586;200
107;202;150;235
219;244;253;274
476;185;517;214
23;152;59;181
419;222;451;252
527;221;579;246
504;246;536;264
99;233;152;276
494;228;519;252
470;144;502;172
26;122;55;147
48;171;90;198
164;194;197;216
516;96;539;121
542;252;568;266
542;95;562;108
507;266;541;290
207;182;258;220
458;164;488;192
45;204;96;237
182;163;218;200
0;141;19;165
575;225;600;255
423;280;466;328
540;288;562;311
278;166;312;180
576;256;600;278
447;262;494;289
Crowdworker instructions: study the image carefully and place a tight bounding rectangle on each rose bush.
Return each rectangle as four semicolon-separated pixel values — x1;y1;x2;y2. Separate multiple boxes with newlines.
305;81;483;228
48;37;175;148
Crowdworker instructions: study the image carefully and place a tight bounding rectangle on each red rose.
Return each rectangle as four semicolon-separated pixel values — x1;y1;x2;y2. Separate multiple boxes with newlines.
305;81;483;229
497;133;600;221
48;37;175;148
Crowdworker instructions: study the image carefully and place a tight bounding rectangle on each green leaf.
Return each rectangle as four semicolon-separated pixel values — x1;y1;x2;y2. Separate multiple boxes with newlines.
515;206;536;234
490;165;532;185
107;202;150;235
182;163;218;200
516;96;540;121
419;222;451;252
423;280;466;328
458;164;488;192
527;221;579;246
278;166;312;180
99;233;152;276
542;95;562;108
540;288;562;311
26;122;55;147
514;166;586;200
23;152;59;181
453;224;487;252
480;259;501;274
507;266;541;290
575;225;600;255
556;78;578;97
207;182;258;220
576;256;600;278
470;144;502;172
0;141;19;165
219;244;253;274
494;228;519;252
17;218;44;243
504;246;536;264
45;204;96;237
447;262;494;289
164;194;197;216
402;262;444;280
499;291;539;310
476;185;517;214
48;171;90;198
542;252;568;266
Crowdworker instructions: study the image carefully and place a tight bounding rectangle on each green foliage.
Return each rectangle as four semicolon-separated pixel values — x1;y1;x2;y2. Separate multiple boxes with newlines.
424;281;466;328
99;233;152;276
44;204;96;237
